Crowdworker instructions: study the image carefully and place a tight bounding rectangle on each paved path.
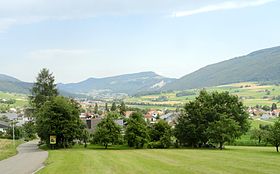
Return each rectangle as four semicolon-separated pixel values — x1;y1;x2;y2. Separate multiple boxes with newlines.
0;140;48;174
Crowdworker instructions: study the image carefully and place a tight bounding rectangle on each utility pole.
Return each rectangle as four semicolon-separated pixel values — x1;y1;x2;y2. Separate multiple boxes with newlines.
12;119;15;146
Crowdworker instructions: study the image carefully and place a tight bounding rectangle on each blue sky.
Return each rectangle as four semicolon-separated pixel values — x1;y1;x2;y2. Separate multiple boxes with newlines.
0;0;280;83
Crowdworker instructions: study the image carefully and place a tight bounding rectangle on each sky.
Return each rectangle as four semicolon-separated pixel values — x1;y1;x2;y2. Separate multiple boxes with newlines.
0;0;280;83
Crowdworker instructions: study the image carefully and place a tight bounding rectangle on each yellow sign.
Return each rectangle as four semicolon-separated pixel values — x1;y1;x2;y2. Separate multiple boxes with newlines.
50;135;56;145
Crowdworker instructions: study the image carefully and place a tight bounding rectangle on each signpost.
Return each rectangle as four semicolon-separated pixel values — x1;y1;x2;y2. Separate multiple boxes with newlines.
50;135;56;149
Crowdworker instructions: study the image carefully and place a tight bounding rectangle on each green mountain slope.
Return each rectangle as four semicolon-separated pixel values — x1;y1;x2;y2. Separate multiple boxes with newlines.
165;46;280;90
58;71;175;95
0;74;32;94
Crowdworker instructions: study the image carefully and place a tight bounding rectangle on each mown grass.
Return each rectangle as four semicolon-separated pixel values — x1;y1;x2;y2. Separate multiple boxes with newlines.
0;139;23;161
39;145;280;174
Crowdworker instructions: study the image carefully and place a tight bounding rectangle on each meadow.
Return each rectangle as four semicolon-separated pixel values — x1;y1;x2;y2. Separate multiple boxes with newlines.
0;139;23;161
38;145;280;174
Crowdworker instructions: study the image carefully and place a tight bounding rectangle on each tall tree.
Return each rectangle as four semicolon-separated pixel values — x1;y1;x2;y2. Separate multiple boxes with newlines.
125;112;149;148
36;96;84;148
268;121;280;152
272;103;277;111
105;103;109;112
119;101;126;116
94;103;98;114
93;115;121;149
30;68;58;110
111;102;117;111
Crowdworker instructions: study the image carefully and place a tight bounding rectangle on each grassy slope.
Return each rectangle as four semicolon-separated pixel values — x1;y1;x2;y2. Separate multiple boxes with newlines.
0;139;22;161
126;82;280;109
39;145;280;174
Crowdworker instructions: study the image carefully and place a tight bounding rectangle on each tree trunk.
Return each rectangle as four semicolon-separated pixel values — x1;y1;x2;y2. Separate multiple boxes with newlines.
219;142;223;150
276;146;279;152
105;144;108;149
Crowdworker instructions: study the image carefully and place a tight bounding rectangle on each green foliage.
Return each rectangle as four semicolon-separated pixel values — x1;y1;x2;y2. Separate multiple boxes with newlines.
36;96;84;148
125;112;149;148
93;116;122;149
6;126;23;140
271;103;277;111
207;115;240;149
148;120;172;148
174;90;250;148
268;120;280;152
105;103;109;112
262;105;271;111
22;121;37;141
30;68;58;109
80;129;90;148
176;91;196;97
94;103;98;114
106;111;121;119
111;102;117;111
250;128;269;144
119;101;126;116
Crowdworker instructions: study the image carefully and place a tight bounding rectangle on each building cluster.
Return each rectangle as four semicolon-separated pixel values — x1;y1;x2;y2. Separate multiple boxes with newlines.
247;107;280;121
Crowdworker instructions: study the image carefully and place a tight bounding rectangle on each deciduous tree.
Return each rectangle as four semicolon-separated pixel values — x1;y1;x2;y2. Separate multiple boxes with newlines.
93;115;121;149
268;121;280;152
36;96;84;148
174;90;250;148
125;112;149;148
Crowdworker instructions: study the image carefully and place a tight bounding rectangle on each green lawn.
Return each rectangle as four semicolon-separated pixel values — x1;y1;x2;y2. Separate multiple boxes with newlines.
0;139;22;161
39;145;280;174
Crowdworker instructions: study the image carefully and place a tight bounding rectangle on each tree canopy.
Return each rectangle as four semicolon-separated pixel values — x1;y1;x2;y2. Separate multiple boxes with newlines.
268;121;280;152
174;90;250;148
93;115;122;149
36;96;84;148
125;112;149;148
30;68;58;110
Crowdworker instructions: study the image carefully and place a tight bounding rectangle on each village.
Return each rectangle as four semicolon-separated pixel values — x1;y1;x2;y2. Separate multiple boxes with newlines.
1;97;279;136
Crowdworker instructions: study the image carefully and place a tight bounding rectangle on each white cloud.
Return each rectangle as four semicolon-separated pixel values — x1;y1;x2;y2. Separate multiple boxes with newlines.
173;0;276;17
0;0;276;31
0;0;193;32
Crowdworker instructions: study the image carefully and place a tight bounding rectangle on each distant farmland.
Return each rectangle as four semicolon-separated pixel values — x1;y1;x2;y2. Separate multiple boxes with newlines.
125;82;280;109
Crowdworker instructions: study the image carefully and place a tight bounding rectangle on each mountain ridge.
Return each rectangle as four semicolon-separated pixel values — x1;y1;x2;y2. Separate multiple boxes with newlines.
164;46;280;90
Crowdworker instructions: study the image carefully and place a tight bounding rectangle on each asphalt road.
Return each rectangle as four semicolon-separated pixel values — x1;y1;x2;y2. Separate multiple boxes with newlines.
0;140;48;174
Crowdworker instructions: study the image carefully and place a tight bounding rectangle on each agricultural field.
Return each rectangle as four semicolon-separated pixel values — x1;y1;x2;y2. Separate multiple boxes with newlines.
0;92;29;108
125;82;280;109
0;139;23;161
39;145;280;174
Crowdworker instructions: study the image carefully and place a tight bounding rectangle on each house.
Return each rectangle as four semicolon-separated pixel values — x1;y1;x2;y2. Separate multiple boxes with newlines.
260;114;270;120
145;110;159;123
82;117;124;133
0;113;32;126
272;109;280;116
0;121;9;132
82;118;102;133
